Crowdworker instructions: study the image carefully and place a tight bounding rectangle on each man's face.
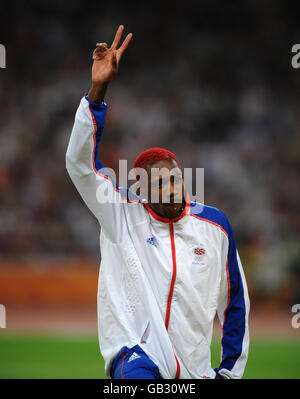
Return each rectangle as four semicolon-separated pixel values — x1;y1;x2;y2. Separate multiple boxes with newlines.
145;158;185;219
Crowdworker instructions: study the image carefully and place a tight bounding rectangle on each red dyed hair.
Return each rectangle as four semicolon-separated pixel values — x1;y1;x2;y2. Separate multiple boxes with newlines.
133;148;181;175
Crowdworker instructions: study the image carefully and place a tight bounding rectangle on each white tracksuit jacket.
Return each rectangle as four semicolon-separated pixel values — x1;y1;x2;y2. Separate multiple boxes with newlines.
66;96;250;379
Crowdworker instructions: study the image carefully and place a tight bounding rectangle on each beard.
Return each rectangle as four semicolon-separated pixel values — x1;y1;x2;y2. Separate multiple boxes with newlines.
151;201;184;219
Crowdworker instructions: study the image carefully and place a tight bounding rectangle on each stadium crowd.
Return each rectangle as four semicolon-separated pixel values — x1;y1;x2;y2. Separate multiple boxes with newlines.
0;0;299;302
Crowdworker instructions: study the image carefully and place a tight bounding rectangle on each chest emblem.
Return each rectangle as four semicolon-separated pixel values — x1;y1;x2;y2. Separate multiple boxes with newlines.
192;247;206;263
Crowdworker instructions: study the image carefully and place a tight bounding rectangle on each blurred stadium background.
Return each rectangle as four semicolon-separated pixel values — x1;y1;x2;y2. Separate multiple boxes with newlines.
0;0;299;378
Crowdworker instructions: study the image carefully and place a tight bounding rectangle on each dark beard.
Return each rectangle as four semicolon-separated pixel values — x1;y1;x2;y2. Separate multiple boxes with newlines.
150;202;185;219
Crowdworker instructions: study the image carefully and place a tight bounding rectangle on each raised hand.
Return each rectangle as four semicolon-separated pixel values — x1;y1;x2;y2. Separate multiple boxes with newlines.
88;25;132;103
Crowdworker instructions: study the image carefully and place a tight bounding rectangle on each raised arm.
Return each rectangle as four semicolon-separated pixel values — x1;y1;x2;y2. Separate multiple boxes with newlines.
66;26;133;243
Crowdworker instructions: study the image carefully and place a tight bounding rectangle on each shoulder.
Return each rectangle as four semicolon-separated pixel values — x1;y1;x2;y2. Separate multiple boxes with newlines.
189;202;232;237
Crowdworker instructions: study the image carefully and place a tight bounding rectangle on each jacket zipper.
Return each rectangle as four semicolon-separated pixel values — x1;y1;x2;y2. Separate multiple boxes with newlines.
165;222;177;330
165;221;180;379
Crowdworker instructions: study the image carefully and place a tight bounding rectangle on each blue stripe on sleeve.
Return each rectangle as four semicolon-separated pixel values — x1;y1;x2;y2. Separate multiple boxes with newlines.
216;219;246;373
85;95;107;172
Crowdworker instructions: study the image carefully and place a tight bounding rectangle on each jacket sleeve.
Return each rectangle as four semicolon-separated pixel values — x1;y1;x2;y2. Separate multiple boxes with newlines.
66;95;129;243
215;217;250;379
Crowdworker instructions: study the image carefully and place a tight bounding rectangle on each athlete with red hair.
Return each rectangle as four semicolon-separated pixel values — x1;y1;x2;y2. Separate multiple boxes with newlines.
133;147;185;219
66;25;250;380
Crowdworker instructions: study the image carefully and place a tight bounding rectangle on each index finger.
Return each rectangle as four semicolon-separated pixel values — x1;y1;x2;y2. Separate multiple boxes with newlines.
118;33;133;56
110;25;124;50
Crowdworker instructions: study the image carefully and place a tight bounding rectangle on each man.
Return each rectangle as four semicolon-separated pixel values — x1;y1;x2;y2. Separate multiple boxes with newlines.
66;25;250;379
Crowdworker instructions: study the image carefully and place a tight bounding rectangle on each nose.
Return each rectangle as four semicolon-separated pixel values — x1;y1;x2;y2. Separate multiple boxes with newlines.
170;181;183;203
170;181;175;196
